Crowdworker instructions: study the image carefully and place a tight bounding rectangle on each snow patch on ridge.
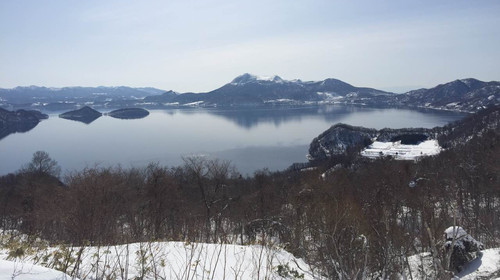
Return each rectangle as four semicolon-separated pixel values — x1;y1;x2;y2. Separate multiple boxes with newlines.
361;140;441;160
256;75;283;83
317;92;342;100
230;73;304;85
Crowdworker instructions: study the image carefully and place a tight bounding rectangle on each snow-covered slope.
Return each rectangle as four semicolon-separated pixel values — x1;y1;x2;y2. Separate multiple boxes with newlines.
456;249;500;279
407;248;500;279
0;241;322;280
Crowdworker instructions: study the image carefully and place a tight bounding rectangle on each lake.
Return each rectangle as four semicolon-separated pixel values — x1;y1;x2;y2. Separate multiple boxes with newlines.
0;105;465;176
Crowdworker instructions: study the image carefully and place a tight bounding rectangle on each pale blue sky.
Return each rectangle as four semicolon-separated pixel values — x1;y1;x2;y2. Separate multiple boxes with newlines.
1;0;499;92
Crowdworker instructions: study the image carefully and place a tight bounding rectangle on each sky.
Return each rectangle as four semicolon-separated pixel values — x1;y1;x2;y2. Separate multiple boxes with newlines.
1;0;499;93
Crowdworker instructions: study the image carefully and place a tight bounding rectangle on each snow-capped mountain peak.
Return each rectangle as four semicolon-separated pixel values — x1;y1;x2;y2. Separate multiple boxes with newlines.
459;78;481;88
258;75;284;83
230;73;287;85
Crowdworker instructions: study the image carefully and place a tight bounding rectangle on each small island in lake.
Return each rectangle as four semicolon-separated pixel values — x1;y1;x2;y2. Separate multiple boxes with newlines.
107;108;149;119
59;106;102;124
0;108;48;140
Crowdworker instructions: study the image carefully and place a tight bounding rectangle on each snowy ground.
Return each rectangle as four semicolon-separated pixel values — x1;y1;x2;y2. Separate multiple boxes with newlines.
2;239;500;279
0;259;74;280
407;248;500;279
0;241;322;280
361;140;441;160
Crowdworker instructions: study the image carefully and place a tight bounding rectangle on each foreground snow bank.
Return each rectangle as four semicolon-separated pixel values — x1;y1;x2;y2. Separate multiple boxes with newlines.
0;241;321;280
361;140;441;160
0;259;74;280
407;248;500;279
456;248;500;279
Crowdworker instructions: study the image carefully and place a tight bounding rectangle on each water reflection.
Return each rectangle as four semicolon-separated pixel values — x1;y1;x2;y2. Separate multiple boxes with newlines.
208;106;330;129
172;105;466;130
0;121;39;141
59;106;103;124
59;115;101;124
0;105;466;176
164;105;358;129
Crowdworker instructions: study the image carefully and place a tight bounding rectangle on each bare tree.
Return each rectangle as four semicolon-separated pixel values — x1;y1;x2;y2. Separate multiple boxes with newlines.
181;156;237;242
21;151;61;177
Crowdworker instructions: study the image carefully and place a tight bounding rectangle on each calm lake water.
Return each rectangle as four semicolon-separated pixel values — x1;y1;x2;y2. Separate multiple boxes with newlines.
0;105;465;176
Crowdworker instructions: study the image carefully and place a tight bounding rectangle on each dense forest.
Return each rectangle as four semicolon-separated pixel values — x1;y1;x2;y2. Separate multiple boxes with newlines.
0;106;498;278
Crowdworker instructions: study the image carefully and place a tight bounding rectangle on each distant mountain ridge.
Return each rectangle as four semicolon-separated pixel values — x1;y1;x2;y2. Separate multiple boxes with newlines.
0;86;165;106
144;74;499;112
1;74;499;112
144;73;391;106
394;78;500;112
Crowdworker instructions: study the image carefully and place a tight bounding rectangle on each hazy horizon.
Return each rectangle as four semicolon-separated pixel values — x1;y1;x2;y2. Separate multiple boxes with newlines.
0;73;492;94
1;0;499;92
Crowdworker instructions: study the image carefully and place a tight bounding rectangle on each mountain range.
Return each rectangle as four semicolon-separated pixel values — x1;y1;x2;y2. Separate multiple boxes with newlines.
144;73;391;106
0;86;164;110
1;74;499;112
394;78;500;112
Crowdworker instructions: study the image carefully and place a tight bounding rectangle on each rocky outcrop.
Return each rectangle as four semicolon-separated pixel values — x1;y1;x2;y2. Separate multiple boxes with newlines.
0;108;48;140
59;106;102;124
107;108;149;119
